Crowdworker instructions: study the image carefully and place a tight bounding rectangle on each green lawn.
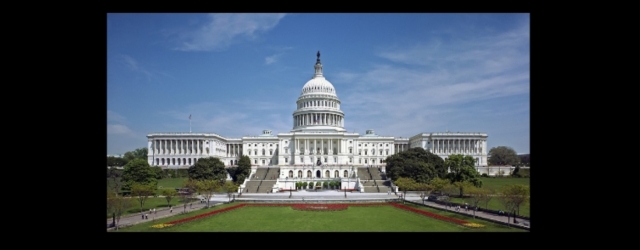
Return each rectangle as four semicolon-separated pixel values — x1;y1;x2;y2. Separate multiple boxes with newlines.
448;177;530;217
116;202;527;232
478;177;529;191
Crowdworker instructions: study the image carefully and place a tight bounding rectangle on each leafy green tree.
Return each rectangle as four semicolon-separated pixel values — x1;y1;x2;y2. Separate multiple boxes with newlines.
518;154;530;166
385;147;446;184
107;190;134;230
107;167;123;195
188;157;227;182
221;181;238;202
415;182;433;204
122;159;157;191
394;177;417;203
151;166;164;179
131;183;155;214
196;179;220;208
466;186;490;219
235;155;252;184
107;156;128;167
161;189;177;208
502;184;529;218
441;184;459;209
429;177;450;195
445;154;482;197
488;146;520;166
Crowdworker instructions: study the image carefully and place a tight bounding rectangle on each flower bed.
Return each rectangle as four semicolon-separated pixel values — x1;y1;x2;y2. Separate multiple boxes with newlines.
291;204;348;211
390;202;481;227
164;204;247;226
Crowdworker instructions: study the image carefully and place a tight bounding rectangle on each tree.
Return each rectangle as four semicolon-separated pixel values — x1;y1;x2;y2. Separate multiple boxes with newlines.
107;190;134;230
488;146;520;166
452;181;474;198
130;183;155;214
221;181;238;202
385;147;446;184
502;184;529;219
151;166;164;180
107;156;127;167
234;155;252;184
107;167;124;226
415;182;433;204
466;186;490;219
188;157;227;182
161;189;177;208
445;154;483;197
394;177;417;204
122;158;157;191
477;188;494;210
441;184;459;210
196;179;220;208
429;177;450;196
518;154;530;167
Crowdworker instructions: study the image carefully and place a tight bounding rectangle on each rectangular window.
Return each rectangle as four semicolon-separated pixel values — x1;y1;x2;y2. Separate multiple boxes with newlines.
285;158;288;163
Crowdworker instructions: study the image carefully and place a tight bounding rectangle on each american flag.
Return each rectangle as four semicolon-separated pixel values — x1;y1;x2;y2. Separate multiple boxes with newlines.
189;114;191;120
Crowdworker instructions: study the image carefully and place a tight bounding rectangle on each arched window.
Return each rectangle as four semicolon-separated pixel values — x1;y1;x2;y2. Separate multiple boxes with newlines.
289;170;293;178
307;170;312;178
298;170;302;178
325;170;330;178
343;170;348;177
334;170;339;177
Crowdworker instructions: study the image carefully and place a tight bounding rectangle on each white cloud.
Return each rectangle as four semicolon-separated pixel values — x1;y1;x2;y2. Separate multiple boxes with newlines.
108;124;135;135
120;54;152;82
339;21;529;137
265;54;280;65
175;14;286;52
107;110;126;123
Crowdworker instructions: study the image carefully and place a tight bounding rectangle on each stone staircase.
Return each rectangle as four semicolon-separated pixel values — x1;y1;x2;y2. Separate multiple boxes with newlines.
255;167;280;193
358;168;372;180
358;167;391;193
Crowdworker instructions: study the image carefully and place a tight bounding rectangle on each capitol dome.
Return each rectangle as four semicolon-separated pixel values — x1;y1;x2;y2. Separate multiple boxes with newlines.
300;51;337;97
291;51;346;132
301;77;337;96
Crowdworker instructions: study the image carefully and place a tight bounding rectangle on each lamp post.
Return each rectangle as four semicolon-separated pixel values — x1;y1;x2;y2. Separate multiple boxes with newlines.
287;177;292;198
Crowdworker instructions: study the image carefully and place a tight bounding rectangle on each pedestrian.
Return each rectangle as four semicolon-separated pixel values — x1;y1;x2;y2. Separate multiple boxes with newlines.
170;206;173;213
153;208;156;214
141;213;144;219
190;203;192;209
145;213;148;219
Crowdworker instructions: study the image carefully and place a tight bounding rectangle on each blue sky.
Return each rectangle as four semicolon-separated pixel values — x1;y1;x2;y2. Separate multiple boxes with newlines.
107;13;530;156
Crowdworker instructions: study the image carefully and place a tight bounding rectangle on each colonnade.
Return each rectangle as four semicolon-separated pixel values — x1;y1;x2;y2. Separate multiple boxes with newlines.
394;144;408;153
226;143;242;157
150;139;203;155
432;139;484;154
294;113;343;127
294;138;341;155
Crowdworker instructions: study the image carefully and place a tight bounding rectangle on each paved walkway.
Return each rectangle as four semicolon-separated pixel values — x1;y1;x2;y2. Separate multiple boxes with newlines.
108;191;529;230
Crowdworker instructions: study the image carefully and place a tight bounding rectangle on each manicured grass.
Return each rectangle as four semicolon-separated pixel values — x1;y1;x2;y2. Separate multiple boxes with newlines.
157;178;188;189
448;197;529;217
478;177;529;191
446;177;530;217
116;202;527;232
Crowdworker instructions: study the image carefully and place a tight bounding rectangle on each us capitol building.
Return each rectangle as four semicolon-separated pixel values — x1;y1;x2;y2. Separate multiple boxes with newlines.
146;52;488;180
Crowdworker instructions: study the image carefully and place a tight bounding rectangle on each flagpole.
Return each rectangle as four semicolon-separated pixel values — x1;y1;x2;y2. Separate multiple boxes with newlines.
189;114;192;133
